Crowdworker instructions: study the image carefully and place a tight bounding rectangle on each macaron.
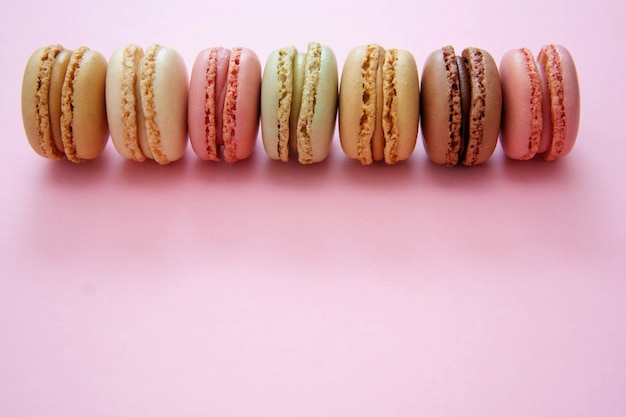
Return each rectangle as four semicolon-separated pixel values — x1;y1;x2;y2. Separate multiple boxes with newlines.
500;44;580;161
106;43;188;164
188;47;261;162
339;44;420;165
261;42;338;164
21;45;108;162
420;45;502;166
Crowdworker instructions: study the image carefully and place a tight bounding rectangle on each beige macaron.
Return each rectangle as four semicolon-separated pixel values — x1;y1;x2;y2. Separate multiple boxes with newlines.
339;44;420;165
21;45;108;162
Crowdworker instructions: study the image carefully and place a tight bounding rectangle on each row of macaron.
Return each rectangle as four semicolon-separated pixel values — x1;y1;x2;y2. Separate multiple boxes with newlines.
21;42;580;166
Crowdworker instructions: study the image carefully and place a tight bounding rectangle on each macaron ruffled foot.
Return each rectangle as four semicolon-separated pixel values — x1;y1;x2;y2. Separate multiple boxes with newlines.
261;42;338;164
21;45;108;162
339;44;420;165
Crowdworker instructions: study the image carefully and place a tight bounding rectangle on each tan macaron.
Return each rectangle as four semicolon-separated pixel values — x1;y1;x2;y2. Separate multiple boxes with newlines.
339;44;420;165
21;45;108;162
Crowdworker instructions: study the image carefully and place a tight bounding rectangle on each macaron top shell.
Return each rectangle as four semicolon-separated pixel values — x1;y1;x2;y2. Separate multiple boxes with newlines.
106;44;146;161
62;47;108;162
296;43;338;164
136;44;188;164
463;47;501;166
188;47;261;162
222;47;261;162
537;44;580;161
383;49;420;164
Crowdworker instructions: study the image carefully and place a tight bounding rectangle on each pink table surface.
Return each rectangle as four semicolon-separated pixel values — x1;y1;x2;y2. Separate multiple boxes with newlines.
1;0;625;416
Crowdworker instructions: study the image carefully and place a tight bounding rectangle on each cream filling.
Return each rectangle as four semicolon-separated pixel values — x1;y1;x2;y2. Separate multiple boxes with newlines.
357;44;381;165
276;48;295;161
289;53;306;154
121;45;145;161
382;48;399;164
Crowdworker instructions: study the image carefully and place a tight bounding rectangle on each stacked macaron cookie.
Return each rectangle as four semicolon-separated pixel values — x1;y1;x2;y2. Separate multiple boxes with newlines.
339;44;420;165
189;47;261;162
420;45;502;166
106;44;188;164
499;45;580;161
21;45;108;162
21;42;581;167
261;42;338;164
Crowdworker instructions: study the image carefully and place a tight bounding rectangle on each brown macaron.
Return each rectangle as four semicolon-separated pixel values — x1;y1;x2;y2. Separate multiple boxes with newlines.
420;46;501;166
21;45;108;162
339;44;420;165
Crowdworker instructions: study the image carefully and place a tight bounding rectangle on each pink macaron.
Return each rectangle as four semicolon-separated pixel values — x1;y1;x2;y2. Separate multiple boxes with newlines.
188;47;261;163
500;44;580;161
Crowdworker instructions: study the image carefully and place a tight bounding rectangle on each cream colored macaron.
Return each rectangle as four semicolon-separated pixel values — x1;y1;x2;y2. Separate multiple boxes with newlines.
106;43;188;164
339;44;420;165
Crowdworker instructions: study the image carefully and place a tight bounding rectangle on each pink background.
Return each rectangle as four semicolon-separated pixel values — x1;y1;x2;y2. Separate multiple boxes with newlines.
1;0;625;415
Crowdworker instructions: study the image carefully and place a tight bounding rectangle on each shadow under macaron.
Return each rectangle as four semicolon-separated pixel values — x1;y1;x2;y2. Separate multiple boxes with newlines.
338;153;420;190
187;146;263;185
416;148;500;191
500;149;579;185
40;148;113;188
260;147;336;189
112;151;191;189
